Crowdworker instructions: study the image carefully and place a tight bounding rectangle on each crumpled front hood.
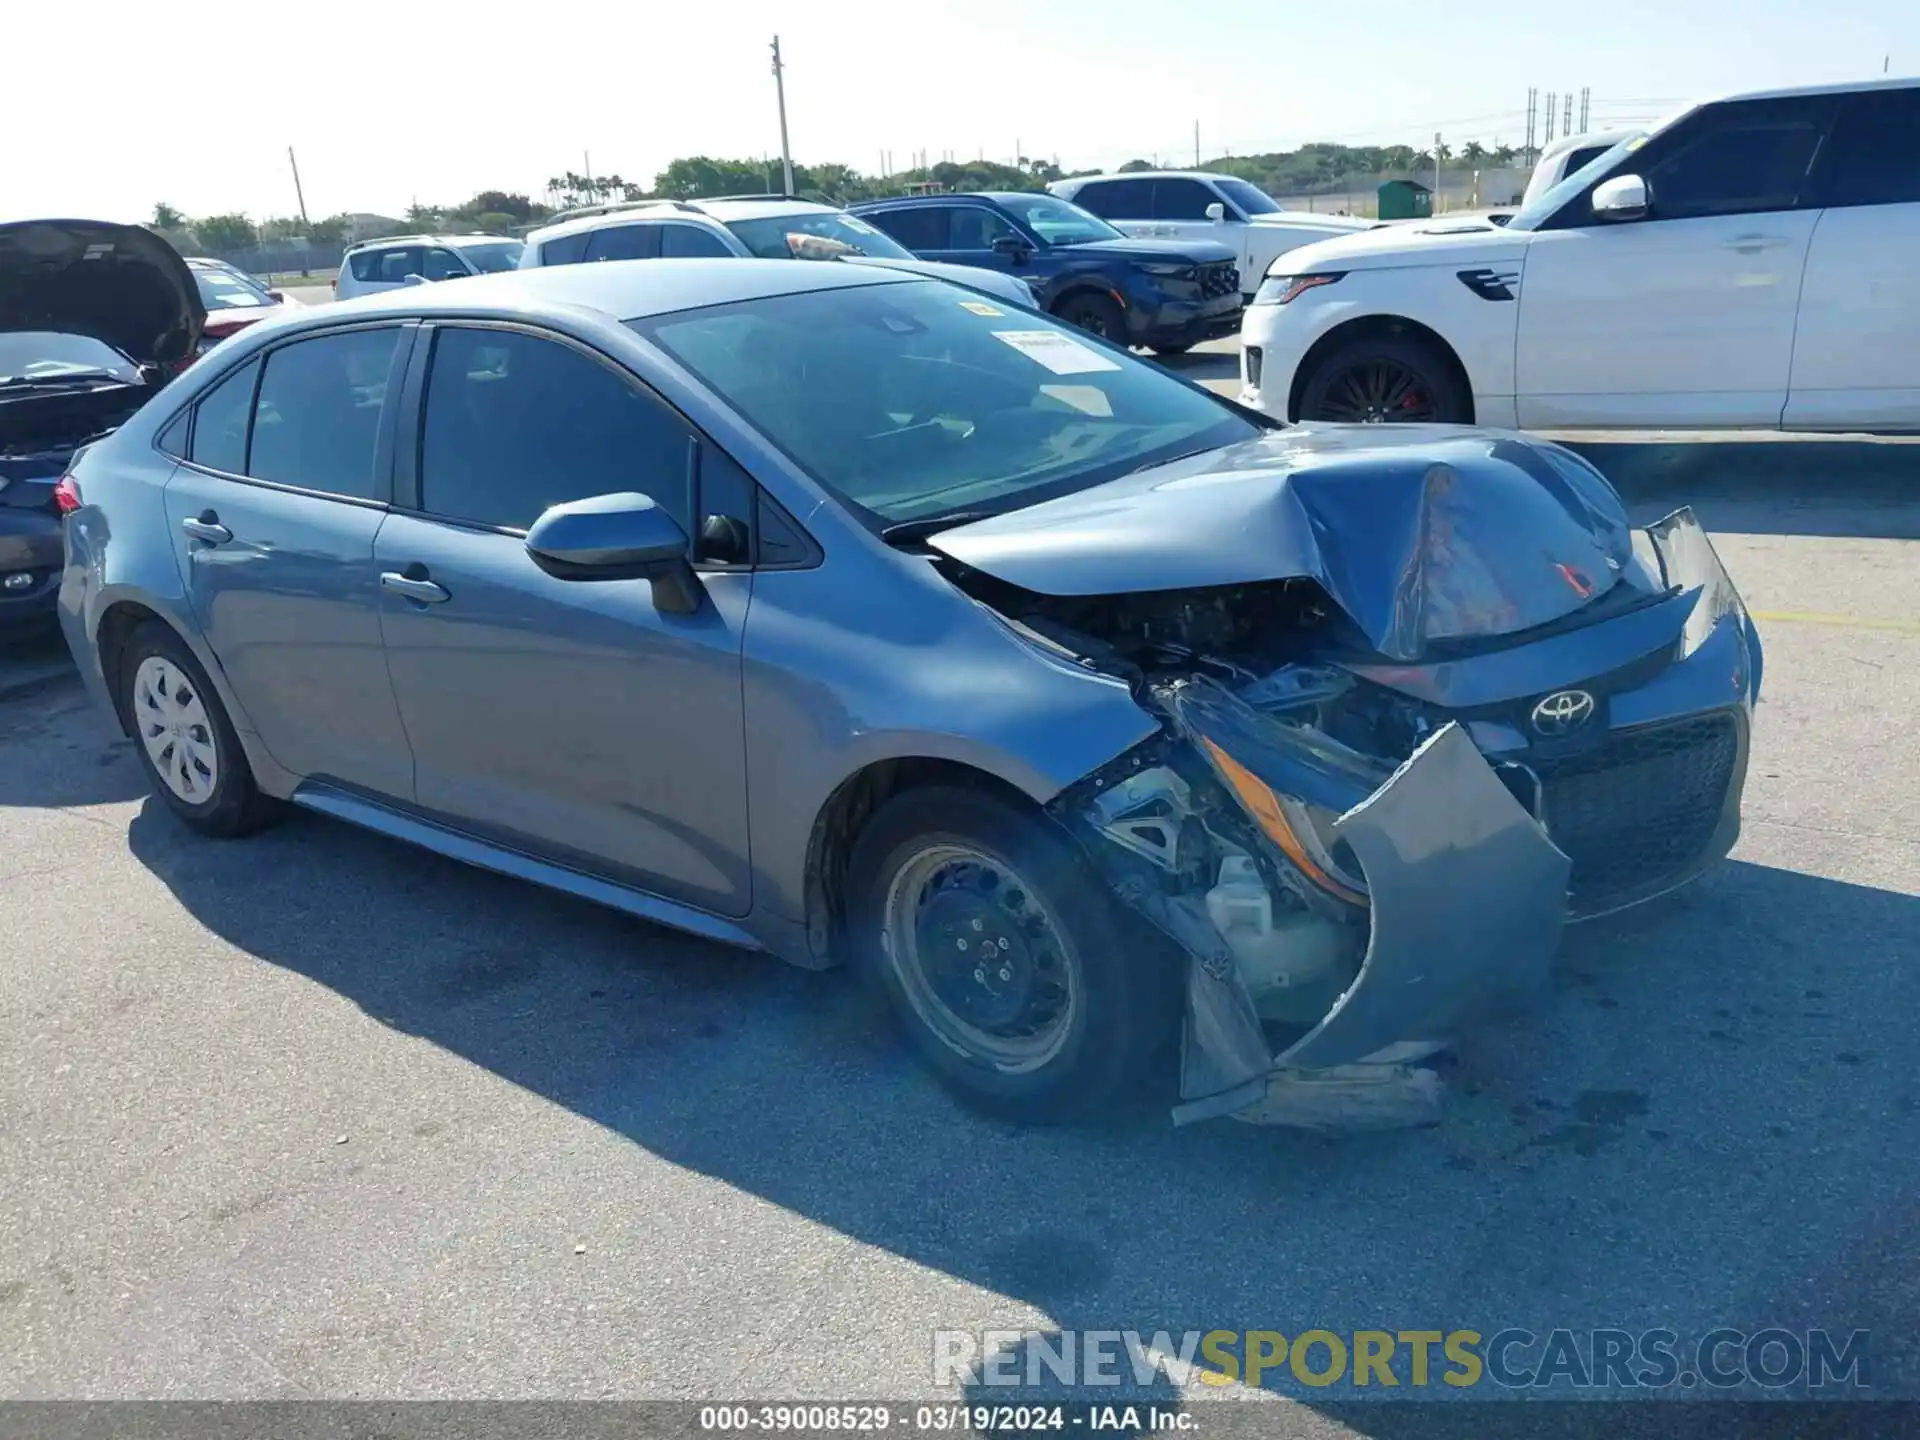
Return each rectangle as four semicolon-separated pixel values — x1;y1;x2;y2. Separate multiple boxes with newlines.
930;425;1639;662
0;219;204;367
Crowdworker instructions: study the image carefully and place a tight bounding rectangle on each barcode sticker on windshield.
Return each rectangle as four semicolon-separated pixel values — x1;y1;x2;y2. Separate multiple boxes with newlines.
991;329;1122;375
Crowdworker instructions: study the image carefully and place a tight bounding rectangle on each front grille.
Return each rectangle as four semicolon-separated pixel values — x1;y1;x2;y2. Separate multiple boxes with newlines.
1532;712;1741;911
1198;262;1240;300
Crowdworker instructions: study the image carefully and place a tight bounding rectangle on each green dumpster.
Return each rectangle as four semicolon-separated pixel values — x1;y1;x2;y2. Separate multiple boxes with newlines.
1377;179;1432;220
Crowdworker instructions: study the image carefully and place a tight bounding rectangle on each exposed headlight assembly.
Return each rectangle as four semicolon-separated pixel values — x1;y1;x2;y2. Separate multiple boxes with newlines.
1254;272;1344;306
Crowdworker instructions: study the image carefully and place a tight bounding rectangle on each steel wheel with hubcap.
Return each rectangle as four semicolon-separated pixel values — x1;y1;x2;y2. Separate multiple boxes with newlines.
118;621;281;837
847;785;1181;1121
133;655;220;804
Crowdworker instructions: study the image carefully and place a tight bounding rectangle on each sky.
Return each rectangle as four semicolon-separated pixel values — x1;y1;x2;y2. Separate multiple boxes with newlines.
6;0;1914;225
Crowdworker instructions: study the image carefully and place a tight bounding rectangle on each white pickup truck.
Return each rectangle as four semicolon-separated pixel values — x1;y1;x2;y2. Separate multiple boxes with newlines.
1050;171;1375;302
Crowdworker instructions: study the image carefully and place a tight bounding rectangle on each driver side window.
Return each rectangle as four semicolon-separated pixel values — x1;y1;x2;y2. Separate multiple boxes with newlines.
1626;98;1833;221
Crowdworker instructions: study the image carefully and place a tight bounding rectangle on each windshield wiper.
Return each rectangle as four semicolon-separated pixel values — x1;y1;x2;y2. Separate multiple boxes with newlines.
879;510;999;548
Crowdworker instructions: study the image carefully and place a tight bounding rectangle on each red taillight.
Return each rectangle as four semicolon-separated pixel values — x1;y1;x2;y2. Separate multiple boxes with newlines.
52;476;82;515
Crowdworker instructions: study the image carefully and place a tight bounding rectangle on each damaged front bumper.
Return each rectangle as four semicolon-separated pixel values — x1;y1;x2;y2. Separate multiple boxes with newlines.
1057;508;1758;1129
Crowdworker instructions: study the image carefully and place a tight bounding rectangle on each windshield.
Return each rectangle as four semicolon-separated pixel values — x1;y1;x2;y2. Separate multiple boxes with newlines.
456;240;526;273
994;194;1121;246
725;211;915;261
0;332;142;386
1215;179;1281;216
631;279;1254;527
1506;134;1651;231
192;267;273;310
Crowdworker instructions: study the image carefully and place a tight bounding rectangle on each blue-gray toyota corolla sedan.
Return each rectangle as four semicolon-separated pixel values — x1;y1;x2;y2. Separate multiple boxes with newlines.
58;259;1762;1129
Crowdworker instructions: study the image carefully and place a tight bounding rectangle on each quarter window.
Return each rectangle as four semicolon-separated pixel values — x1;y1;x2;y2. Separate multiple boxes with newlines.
418;327;693;533
248;329;400;500
186;359;258;473
539;232;592;266
1820;88;1920;207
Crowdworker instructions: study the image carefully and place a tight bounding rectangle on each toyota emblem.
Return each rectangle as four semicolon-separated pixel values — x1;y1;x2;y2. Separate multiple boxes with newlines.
1531;689;1596;735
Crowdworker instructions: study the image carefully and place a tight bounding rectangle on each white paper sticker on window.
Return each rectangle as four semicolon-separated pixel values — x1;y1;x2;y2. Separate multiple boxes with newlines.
991;329;1122;375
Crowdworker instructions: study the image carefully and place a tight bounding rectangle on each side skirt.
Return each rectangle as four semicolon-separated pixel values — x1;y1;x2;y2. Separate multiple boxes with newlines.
290;783;765;952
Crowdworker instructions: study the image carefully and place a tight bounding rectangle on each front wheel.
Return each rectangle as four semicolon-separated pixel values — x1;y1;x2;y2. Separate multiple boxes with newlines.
1296;332;1470;424
846;786;1178;1122
1053;293;1128;347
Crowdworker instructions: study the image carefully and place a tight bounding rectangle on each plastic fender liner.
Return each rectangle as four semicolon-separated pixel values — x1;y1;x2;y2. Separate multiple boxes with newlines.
1276;722;1571;1071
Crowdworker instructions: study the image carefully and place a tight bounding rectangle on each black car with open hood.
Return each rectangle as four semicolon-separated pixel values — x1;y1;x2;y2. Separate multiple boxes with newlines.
1;219;204;630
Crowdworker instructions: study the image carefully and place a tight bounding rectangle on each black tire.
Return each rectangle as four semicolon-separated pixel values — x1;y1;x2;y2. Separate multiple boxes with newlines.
1149;342;1195;357
1296;331;1470;424
1053;292;1128;347
118;621;280;837
845;785;1180;1123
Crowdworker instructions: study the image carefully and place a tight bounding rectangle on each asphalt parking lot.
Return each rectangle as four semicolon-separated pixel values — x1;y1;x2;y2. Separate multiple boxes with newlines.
3;376;1917;1422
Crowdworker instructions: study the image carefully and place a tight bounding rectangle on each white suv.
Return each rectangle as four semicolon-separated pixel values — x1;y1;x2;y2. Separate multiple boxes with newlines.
1049;172;1373;302
334;234;525;299
1242;78;1920;433
517;196;1037;310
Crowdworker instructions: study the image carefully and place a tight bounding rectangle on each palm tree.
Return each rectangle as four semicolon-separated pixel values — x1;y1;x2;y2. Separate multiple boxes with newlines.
1461;141;1487;165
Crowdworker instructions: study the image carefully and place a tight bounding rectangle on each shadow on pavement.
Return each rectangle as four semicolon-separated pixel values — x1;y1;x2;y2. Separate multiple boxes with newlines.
0;675;147;808
1563;437;1920;541
124;793;1920;1413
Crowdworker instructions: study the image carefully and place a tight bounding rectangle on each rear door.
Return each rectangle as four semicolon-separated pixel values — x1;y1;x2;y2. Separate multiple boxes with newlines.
1784;86;1920;431
163;325;416;797
1515;95;1835;428
373;323;754;914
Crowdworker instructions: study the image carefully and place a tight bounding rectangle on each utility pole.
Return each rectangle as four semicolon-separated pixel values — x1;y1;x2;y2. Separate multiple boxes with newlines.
1194;119;1201;167
1579;86;1591;132
770;35;795;196
1434;132;1443;206
1546;92;1558;143
1524;88;1536;161
286;146;310;227
1564;93;1574;137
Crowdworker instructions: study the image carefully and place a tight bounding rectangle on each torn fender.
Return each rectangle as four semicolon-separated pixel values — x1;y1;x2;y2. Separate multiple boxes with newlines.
1275;722;1571;1070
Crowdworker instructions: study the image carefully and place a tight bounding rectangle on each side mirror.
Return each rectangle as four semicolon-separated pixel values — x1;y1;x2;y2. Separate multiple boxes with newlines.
1204;202;1226;223
990;234;1033;262
1591;174;1649;223
524;492;703;614
265;289;285;302
402;273;430;286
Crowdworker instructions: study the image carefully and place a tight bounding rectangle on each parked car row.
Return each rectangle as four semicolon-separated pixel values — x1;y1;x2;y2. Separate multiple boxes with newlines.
50;245;1763;1127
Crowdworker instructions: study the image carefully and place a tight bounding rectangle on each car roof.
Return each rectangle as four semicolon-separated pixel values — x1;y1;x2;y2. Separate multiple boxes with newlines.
524;204;713;244
1058;171;1241;185
304;256;913;324
854;191;1031;208
345;233;518;252
1714;74;1918;104
688;197;839;221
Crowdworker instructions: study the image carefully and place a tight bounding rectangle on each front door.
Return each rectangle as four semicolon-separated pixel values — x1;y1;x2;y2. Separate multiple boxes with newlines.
1784;86;1920;431
1515;95;1835;429
374;323;753;915
163;325;416;798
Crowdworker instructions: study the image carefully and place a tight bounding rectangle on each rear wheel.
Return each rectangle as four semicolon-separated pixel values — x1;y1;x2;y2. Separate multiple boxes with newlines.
119;622;280;837
1054;293;1128;347
846;786;1178;1122
1296;332;1469;424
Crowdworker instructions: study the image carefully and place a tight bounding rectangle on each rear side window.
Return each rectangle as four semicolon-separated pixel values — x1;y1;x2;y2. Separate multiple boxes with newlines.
248;329;400;500
186;359;258;473
584;224;660;262
659;224;733;257
373;247;424;282
418;327;693;532
539;232;592;266
860;207;947;251
1150;178;1217;220
1072;179;1150;218
1820;88;1920;207
420;248;468;280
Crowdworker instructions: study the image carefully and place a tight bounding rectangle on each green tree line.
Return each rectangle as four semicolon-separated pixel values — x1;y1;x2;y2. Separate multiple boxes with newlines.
151;139;1530;250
